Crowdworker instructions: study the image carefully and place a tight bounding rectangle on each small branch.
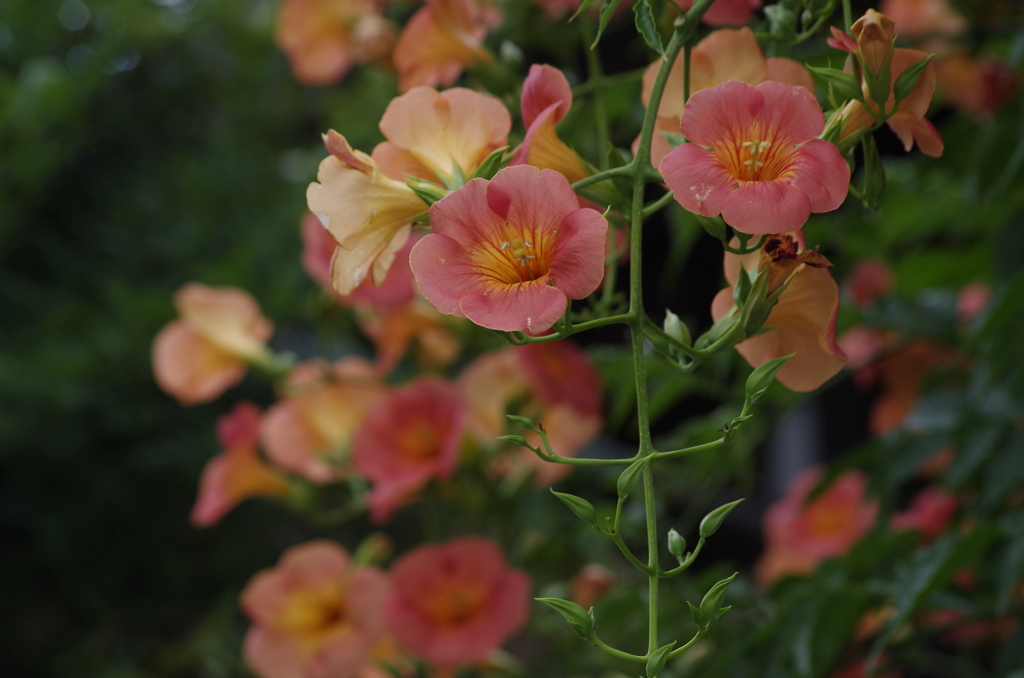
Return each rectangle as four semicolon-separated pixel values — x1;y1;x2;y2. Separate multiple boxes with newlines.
591;633;648;663
660;538;705;577
666;630;703;659
571;165;633;192
611;532;655;574
641;190;676;217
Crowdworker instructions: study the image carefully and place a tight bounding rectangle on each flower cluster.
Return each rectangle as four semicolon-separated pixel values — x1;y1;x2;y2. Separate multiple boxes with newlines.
240;537;529;678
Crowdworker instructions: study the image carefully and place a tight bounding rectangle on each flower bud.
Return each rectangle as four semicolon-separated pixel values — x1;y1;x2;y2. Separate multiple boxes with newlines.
852;9;896;107
852;10;896;79
667;529;686;558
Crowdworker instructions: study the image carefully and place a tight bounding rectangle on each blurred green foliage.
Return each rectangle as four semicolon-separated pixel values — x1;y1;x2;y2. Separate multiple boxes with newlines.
2;0;1024;677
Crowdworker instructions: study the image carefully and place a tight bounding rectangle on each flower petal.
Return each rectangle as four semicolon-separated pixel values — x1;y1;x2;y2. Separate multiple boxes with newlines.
378;87;511;179
548;208;607;299
788;139;851;213
428;177;507;245
752;80;826;145
660;142;736;218
765;56;814;91
408;233;482;317
152;321;246;405
521;64;573;127
509;104;588;182
485;165;579;233
680;79;763;147
887;113;944;157
720;180;813;234
459;279;567;333
737;265;847;391
701;27;766;85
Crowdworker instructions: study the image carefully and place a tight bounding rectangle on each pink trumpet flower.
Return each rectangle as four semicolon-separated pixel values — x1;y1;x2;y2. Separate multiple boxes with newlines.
191;402;290;527
152;283;274;405
392;0;491;92
678;0;763;26
640;28;814;168
240;540;390;678
410;165;607;333
661;81;850;235
385;537;530;670
352;377;466;523
711;233;847;392
510;65;588;182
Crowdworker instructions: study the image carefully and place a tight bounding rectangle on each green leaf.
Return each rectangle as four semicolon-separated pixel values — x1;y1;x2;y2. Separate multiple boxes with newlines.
893;54;932;105
406;181;446;207
808;65;864;102
550;489;599;528
646;641;677;677
699;499;744;539
505;414;536;428
687;600;704;626
745;354;794;403
593;0;627;47
472;145;510;180
698;572;737;622
861;133;886;210
667;528;686;558
616;455;654;499
633;0;665;58
739;266;774;336
863;59;892;109
536;598;595;639
659;130;687;149
569;0;604;22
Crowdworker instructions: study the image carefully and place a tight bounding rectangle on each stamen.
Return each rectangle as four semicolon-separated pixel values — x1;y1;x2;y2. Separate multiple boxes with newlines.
499;241;510;251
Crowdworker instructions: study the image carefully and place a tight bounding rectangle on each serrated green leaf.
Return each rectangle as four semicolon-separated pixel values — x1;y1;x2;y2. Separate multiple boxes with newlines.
569;0;604;22
633;0;665;58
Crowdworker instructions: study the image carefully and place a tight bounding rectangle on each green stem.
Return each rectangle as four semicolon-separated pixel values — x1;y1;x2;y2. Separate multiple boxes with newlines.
611;532;655;574
506;313;630;345
683;43;693;104
641;190;677;217
581;15;611;171
655;438;725;461
572;67;647;96
643;467;660;655
666;631;703;659
660;537;705;577
570;165;633;192
591;634;648;663
842;0;852;29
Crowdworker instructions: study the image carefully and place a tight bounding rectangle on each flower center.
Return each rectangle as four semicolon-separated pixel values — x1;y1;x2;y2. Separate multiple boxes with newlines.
420;581;488;628
470;229;552;287
715;131;797;183
280;584;351;643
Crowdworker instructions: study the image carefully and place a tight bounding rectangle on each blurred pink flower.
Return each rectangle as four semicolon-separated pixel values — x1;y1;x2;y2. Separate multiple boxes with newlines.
859;341;957;435
410;165;607;333
152;283;274;405
459;341;603;484
711;233;847;392
241;540;390;678
639;27;813;167
275;0;396;86
191;402;290;527
892;485;957;541
846;259;893;307
831;659;902;678
956;282;990;322
661;81;849;235
385;537;530;669
392;0;491;92
678;0;762;26
570;563;616;610
756;467;878;587
838;326;886;371
352;377;467;523
260;359;384;483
